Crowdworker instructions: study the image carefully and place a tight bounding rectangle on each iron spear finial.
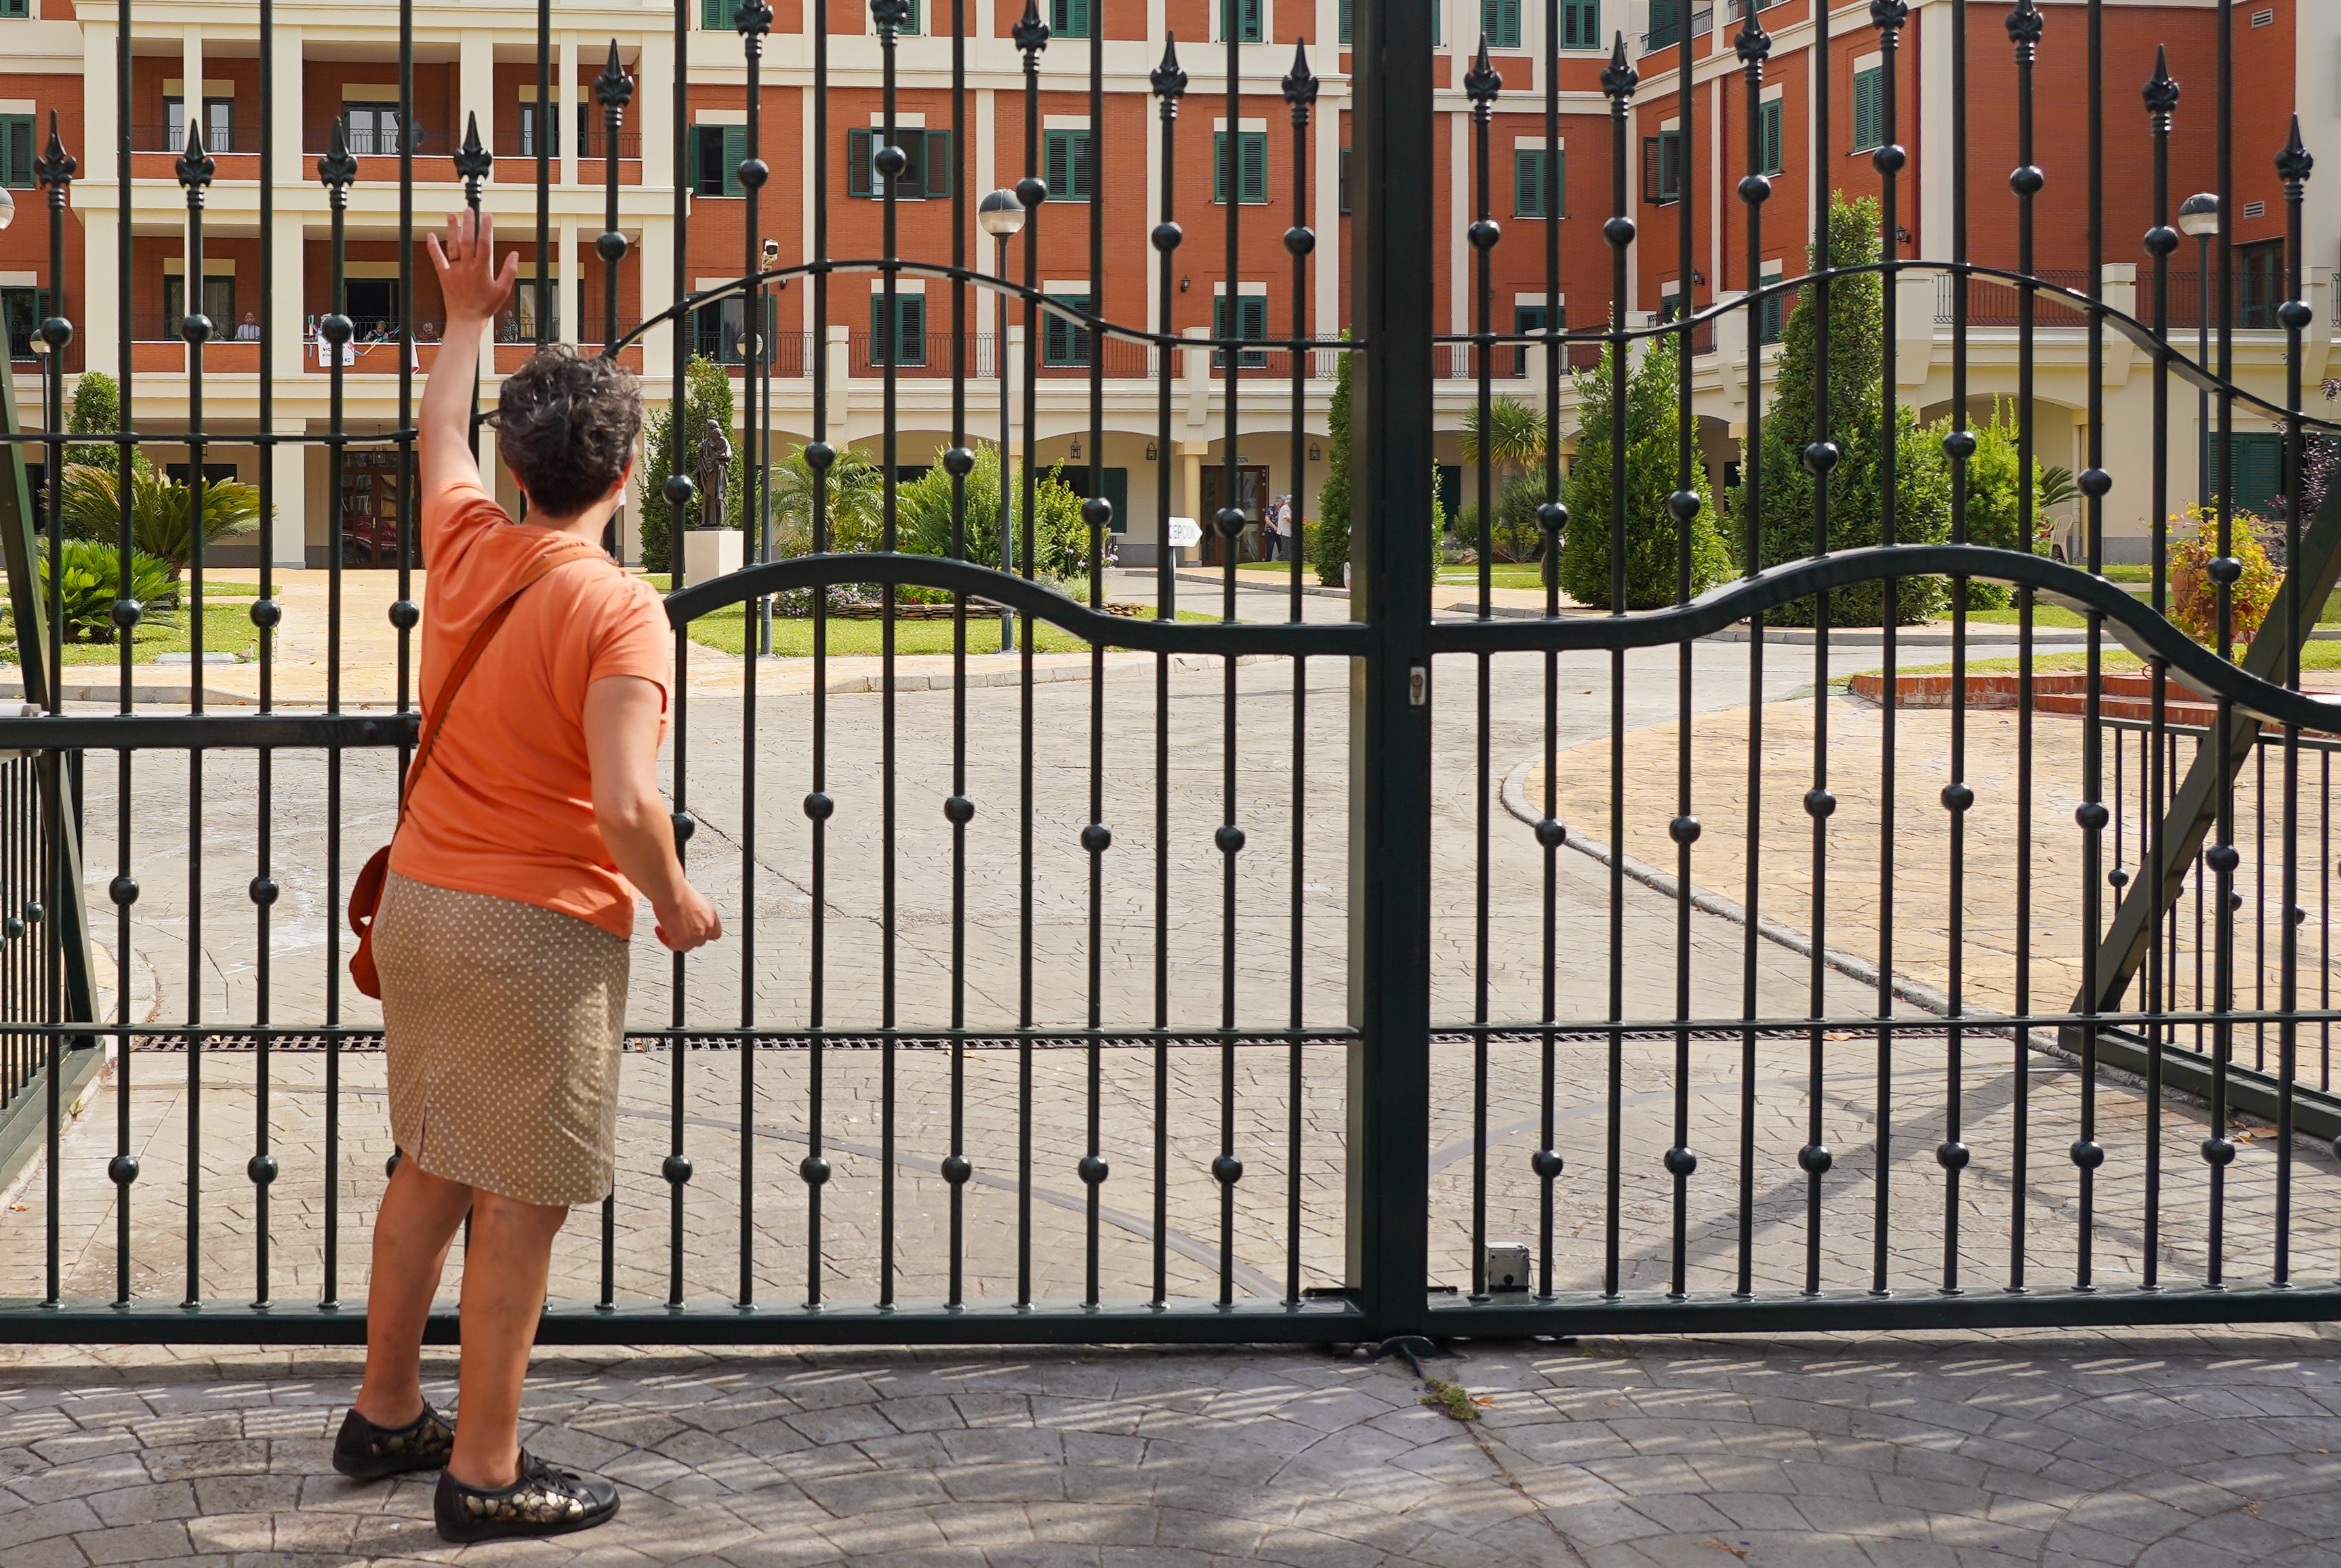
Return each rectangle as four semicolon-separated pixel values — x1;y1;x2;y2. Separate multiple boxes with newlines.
1152;35;1188;102
596;39;634;112
176;121;215;192
1282;39;1318;120
1601;33;1638;103
2278;114;2314;186
34;111;75;195
452;111;491;209
2142;44;2180;123
1013;0;1050;59
2005;0;2043;54
1464;37;1501;110
318;116;358;195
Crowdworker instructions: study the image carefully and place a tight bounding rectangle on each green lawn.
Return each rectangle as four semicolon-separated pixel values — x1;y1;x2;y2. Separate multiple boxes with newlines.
678;602;1219;657
1881;642;2341;679
2;582;266;667
1435;564;1549;590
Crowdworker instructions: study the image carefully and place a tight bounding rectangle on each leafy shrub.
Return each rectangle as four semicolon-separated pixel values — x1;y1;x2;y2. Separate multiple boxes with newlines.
1555;335;1732;609
62;372;153;478
1312;342;1352;586
37;539;178;642
2170;504;2281;647
636;356;742;572
895;442;1092;583
1944;396;2048;608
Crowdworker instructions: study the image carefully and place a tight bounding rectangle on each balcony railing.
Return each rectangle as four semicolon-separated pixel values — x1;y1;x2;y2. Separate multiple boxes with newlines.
493;125;644;161
693;327;815;374
133;123;246;155
312;125;440;158
1643;5;1713;53
1929;270;2292;329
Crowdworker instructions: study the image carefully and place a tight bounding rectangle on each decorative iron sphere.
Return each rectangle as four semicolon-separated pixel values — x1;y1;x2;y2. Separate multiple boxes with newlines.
1941;782;1974;813
1603;215;1635;249
386;599;420;630
1213;506;1247;537
1;918;18;940
1080;496;1114;531
2070;1139;2105;1170
111;598;142;630
2201;1136;2237;1167
1669;814;1701;846
22;902;38;924
2109;868;2130;890
2295;905;2309;927
1666;489;1701;523
319;313;353;345
1737;174;1772;205
1872;144;1907;176
2142;225;2180;257
108;875;139;907
1801;440;1841;476
1284;225;1315;256
1215;824;1246;854
1077;1154;1109;1186
2279;300;2315;333
2229;890;2244;913
737;158;769;189
662;1154;694;1185
1936;1140;1970;1171
2008;165;2045;197
664;473;697;506
1151;221;1183;252
247;1153;279;1185
248;876;279;906
2331;1134;2341;1166
596;230;630;264
386;1149;403;1177
941;1154;972;1184
803;792;834;821
1211;1154;1244;1185
180;313;212;344
941;445;976;477
1534;818;1566;849
800;1154;832;1185
873;143;909;178
1015;176;1046;207
2078;468;2113;499
1530;1148;1564;1180
804;440;836;471
1941;428;1977;461
2205;555;2243;586
1080;822;1112;854
1804;787;1837;819
943;794;975;825
1536;501;1566;533
1798;1144;1833;1175
671;809;698;844
39;316;70;350
1467;219;1501;251
1663;1146;1697;1178
108;1155;140;1186
2075;801;2109;831
2205;842;2239;875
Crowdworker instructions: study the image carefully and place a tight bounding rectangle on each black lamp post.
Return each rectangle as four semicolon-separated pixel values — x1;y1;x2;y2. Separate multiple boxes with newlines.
978;186;1025;651
2178;190;2219;511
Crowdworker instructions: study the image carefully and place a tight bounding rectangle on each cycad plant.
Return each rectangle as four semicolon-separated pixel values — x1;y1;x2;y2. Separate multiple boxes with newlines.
36;539;180;642
770;442;886;556
60;463;262;580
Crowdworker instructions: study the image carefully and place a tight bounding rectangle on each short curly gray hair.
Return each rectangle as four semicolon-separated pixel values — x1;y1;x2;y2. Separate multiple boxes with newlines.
496;346;642;518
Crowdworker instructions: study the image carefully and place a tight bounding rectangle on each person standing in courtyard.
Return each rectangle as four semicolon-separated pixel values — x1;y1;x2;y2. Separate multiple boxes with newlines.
330;209;720;1544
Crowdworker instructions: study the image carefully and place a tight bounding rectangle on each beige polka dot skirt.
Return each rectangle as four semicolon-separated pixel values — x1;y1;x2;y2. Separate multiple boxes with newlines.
374;871;630;1208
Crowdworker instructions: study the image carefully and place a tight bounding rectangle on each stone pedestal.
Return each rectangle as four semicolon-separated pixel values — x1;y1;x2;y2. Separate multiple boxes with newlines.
682;527;743;583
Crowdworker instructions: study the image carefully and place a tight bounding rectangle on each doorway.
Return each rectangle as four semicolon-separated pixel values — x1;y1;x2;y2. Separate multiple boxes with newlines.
1198;463;1268;565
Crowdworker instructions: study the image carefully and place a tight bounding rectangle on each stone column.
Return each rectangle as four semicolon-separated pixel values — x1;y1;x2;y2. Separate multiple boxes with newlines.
558;33;579;188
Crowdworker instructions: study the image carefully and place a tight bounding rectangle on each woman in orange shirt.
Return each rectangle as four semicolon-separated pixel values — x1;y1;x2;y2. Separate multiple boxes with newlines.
329;210;720;1544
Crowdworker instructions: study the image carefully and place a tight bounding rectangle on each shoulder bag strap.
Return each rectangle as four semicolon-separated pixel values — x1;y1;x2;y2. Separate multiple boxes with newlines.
396;539;602;819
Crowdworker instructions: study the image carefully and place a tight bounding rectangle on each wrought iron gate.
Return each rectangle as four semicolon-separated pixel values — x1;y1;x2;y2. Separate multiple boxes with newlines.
1;0;2338;1345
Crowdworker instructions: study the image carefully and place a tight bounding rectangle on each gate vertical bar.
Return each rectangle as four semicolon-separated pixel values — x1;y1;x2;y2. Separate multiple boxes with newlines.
1344;0;1433;1340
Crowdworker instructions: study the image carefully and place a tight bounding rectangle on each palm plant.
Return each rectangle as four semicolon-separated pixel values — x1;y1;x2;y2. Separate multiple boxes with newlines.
769;443;885;556
35;539;179;642
59;463;263;579
1458;394;1547;475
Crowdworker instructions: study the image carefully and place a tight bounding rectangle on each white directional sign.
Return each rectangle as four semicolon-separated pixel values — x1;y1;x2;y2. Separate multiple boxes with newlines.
1165;516;1202;548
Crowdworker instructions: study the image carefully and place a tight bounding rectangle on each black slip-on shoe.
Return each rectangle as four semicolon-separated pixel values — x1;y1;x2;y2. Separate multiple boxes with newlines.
331;1400;456;1481
432;1449;620;1543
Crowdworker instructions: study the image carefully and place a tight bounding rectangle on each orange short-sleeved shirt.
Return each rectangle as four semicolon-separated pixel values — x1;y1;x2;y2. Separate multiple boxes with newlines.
388;475;673;939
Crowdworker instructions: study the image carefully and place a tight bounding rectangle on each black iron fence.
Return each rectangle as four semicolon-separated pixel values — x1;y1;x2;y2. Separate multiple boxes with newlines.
1;0;2338;1346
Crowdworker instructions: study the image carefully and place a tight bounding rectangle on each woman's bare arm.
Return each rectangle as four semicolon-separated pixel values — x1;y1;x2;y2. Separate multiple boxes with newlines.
582;675;720;951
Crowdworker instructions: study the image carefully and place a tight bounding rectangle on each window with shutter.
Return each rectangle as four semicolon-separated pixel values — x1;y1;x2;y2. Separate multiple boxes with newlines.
870;295;927;367
1214;294;1268;368
1219;0;1261;42
1049;0;1091;37
1511;304;1550;377
0;0;30;19
1756;99;1783;176
1757;275;1787;344
2225;433;2285;515
1648;0;1681;50
0;116;29;188
1214;131;1269;205
923;129;954;198
700;0;729;28
1512;146;1562;218
1482;0;1520;48
1851;66;1883;152
1339;0;1352;43
0;287;45;358
902;0;920;30
1042;293;1093;366
1044;129;1091;201
1339;148;1350;213
1561;0;1597;48
847;127;874;197
1642;131;1680;205
718;125;746;196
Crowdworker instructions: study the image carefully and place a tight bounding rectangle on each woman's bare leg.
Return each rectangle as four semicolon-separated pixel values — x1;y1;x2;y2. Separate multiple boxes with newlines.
445;1190;571;1489
354;1157;474;1428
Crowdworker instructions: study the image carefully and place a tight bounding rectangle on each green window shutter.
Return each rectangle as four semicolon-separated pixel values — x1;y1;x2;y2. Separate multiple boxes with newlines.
1757;99;1783;176
1050;0;1090;38
0;0;29;19
718;125;746;197
1240;131;1267;205
1513;148;1542;218
903;0;919;30
847;127;873;198
0;117;29;189
1044;129;1088;201
701;0;729;29
900;294;925;364
1242;0;1263;40
1215;131;1229;203
2229;434;2285;514
1339;0;1352;44
1240;295;1267;366
1562;0;1597;48
1221;0;1260;42
1552;147;1565;217
1339;147;1350;213
924;129;952;197
1483;0;1520;49
1044;293;1091;366
1852;66;1881;152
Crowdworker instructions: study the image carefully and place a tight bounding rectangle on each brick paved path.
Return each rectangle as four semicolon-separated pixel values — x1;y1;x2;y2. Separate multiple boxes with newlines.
7;1327;2341;1565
